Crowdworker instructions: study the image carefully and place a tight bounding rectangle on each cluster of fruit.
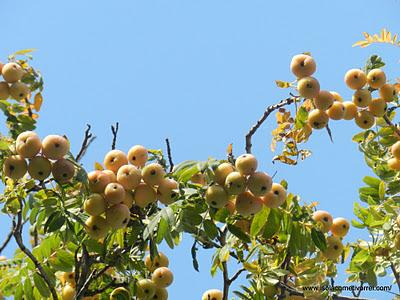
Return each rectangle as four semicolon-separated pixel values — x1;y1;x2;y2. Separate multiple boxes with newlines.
0;61;30;101
312;210;350;260
291;54;397;130
60;271;99;300
2;131;75;183
204;154;287;216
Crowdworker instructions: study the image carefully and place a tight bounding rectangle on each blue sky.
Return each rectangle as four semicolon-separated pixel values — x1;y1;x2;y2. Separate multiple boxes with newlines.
1;0;400;299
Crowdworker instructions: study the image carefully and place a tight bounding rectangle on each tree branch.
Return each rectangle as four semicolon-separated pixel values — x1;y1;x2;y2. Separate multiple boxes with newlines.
228;268;245;285
383;114;400;137
165;138;174;172
111;122;119;150
391;262;400;292
0;219;14;254
76;124;96;162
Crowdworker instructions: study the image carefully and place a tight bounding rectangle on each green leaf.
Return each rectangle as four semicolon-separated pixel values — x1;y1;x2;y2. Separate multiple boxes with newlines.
351;219;365;229
311;228;327;251
378;181;385;200
227;223;251;243
156;217;169;244
23;278;34;300
203;219;218;240
263;209;281;239
363;176;381;188
33;273;50;298
295;106;309;129
250;206;270;237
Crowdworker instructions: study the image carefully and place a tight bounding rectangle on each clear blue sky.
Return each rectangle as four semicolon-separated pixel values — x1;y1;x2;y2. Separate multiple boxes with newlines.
1;0;400;299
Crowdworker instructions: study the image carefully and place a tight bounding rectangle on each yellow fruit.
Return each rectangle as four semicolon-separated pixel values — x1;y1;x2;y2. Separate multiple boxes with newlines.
313;90;334;111
330;91;343;102
395;233;400;250
151;267;174;288
355;110;375;129
61;284;76;300
103;169;117;182
104;182;126;205
2;62;24;83
323;236;343;260
104;150;128;173
235;154;257;175
88;170;111;193
224;171;247;195
312;210;333;233
327;101;345;120
290;54;316;78
396;215;400;227
60;272;75;286
202;289;223;300
110;287;130;299
16;131;42;158
0;62;3;73
205;185;229;208
157;178;179;205
123;191;134;208
52;158;75;183
137;279;156;299
262;183;287;208
152;287;168;300
235;191;262;216
342;101;358;120
352;89;372;108
379;83;397;102
388;157;400;171
85;216;109;240
134;183;157;208
127;145;148;167
42;135;70;160
0;82;9;100
330;217;350;237
117;164;141;190
9;82;29;101
247;172;272;196
307;109;328;129
106;203;130;229
145;252;169;272
28;156;51;181
297;76;320;98
142;163;166;186
225;197;236;214
367;68;386;89
191;172;206;185
391;141;400;160
3;155;27;180
213;162;235;185
368;98;387;117
84;193;107;216
344;69;367;90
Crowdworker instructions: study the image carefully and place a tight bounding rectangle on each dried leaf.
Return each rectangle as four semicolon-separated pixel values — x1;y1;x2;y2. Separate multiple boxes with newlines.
33;93;43;111
275;80;291;89
94;162;104;171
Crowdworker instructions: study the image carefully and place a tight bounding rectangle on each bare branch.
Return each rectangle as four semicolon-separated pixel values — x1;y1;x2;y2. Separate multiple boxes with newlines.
228;268;245;285
0;219;14;254
111;122;119;150
76;124;96;162
165;138;174;172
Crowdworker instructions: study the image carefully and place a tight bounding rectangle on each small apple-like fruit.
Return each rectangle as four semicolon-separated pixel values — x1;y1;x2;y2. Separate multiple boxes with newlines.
330;91;343;102
142;163;166;186
368;98;387;117
157;178;179;205
136;279;156;299
344;69;367;90
84;193;106;216
16;131;42;158
247;172;272;196
213;162;235;185
342;101;358;120
0;82;9;100
205;185;229;208
110;287;130;299
134;183;157;208
263;285;277;298
355;110;375;129
235;191;262;216
85;216;109;239
42;135;70;160
28;156;51;181
379;84;397;102
367;68;386;89
9;82;29;101
322;236;343;260
60;271;75;286
87;170;111;193
104;182;126;205
387;157;400;171
145;252;169;272
396;215;400;227
297;76;320;98
103;169;117;182
117;164;141;190
330;217;350;237
224;171;246;195
307;109;328;129
395;233;400;250
290;54;316;78
104;150;128;173
61;284;76;300
191;172;206;185
235;154;257;175
352;89;372;108
127;145;148;167
106;203;130;229
391;141;400;160
151;267;174;288
123;191;134;208
327;101;345;120
3;155;27;180
1;62;24;83
202;289;223;300
313;90;334;111
52;158;75;183
152;287;168;300
225;198;236;214
262;183;287;208
312;210;333;233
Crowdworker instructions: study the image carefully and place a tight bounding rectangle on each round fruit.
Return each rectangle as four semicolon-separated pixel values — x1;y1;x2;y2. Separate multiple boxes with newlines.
104;182;126;205
134;183;157;208
224;171;246;195
123;191;134;208
42;135;70;160
213;162;235;185
368;98;387;117
52;158;75;183
322;236;343;260
116;164;141;190
157;178;179;205
235;191;262;216
104;150;128;173
84;193;107;216
313;90;334;111
225;198;236;214
136;279;156;299
235;154;257;175
290;54;316;78
87;170;111;193
330;91;343;102
202;289;223;300
127;145;148;167
307;109;328;129
352;89;372;108
379;84;397;102
85;216;109;240
327;101;345;120
3;155;27;180
342;101;358;120
262;183;287;208
145;252;169;272
28;156;51;181
367;68;386;89
247;172;272;196
152;287;168;300
191;172;206;185
0;82;9;100
297;76;320;98
16;131;41;158
61;271;75;286
103;169;117;182
396;215;400;227
391;141;400;160
9;82;29;101
61;284;76;300
312;210;333;233
395;233;400;250
151;267;174;288
2;62;24;83
106;203;130;229
344;69;367;90
355;110;375;129
142;163;166;186
110;287;130;299
388;157;400;171
330;217;350;237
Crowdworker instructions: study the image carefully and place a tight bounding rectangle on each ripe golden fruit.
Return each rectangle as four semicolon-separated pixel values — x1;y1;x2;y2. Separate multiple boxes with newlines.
202;289;223;300
104;149;128;173
205;185;229;208
152;287;168;300
3;155;27;180
117;164;141;190
379;84;397;102
123;191;134;208
352;89;371;108
103;169;117;182
262;183;287;208
157;178;179;205
9;82;29;101
396;215;400;227
2;62;24;83
368;98;387;117
388;157;400;171
344;69;367;90
247;172;272;196
104;182;126;205
61;284;76;300
88;170;111;193
225;198;236;214
145;252;170;272
367;68;386;89
322;236;343;260
214;162;235;185
110;287;130;299
28;156;51;181
106;203;130;229
42;135;70;160
16;131;42;158
330;217;350;237
327;101;345;120
290;54;316;78
313;90;334;111
297;76;320;98
307;109;328;130
151;267;174;288
342;101;358;120
84;193;106;216
0;82;9;100
395;233;400;250
134;183;157;208
355;110;375;129
391;141;400;160
60;272;75;286
127;145;148;167
0;62;3;73
235;154;257;175
191;172;206;185
52;158;75;183
142;163;166;186
312;210;333;233
136;279;156;299
85;216;109;240
235;191;262;216
225;171;246;195
330;91;343;102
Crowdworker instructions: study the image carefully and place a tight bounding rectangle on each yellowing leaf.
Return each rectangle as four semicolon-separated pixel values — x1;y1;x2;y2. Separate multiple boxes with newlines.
226;143;233;156
94;162;104;171
354;29;400;48
13;48;37;56
275;80;291;88
33;93;43;111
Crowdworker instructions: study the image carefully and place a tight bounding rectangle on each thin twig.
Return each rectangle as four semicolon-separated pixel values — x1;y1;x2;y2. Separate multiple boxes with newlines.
326;124;334;143
383;114;400;137
0;220;14;254
76;124;96;162
228;268;245;285
111;122;119;150
76;244;91;298
165;138;174;172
